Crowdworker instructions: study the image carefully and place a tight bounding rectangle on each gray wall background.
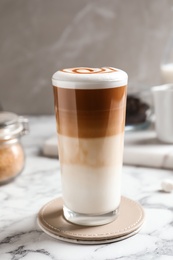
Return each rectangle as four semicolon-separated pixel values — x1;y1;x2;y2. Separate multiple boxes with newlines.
0;0;173;114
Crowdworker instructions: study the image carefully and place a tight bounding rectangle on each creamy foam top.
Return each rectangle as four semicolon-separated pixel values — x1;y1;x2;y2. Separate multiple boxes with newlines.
52;67;128;89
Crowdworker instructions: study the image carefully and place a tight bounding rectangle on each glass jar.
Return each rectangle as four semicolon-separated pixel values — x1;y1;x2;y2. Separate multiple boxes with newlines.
0;112;29;185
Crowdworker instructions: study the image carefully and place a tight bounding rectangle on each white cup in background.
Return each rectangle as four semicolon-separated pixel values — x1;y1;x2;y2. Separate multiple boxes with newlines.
152;84;173;143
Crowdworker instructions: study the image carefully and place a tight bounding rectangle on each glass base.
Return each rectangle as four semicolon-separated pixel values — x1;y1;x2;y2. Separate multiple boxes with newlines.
63;206;119;226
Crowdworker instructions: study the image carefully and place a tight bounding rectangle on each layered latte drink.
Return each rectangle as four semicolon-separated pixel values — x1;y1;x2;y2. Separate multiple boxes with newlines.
52;67;128;226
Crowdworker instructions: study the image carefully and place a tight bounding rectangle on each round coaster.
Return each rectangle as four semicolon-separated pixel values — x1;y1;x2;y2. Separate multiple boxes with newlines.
37;196;145;244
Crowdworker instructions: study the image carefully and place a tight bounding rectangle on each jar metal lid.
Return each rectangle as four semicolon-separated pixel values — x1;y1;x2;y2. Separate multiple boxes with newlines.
0;112;29;140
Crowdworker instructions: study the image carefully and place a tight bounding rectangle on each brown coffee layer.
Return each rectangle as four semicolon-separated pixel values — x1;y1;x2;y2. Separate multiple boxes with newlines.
53;86;127;138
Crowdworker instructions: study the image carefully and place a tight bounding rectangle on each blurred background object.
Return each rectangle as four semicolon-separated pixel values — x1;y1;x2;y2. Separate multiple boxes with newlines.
125;95;150;127
0;0;173;114
0;111;29;185
161;8;173;84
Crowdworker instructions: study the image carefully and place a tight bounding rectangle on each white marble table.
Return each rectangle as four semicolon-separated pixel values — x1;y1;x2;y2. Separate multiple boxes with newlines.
1;116;173;260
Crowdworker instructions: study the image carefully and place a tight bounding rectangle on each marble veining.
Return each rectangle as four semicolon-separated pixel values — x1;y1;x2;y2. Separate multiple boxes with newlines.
0;116;173;260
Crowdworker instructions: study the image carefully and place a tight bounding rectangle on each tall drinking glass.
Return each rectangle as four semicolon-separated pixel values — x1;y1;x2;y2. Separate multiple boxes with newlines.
52;67;128;226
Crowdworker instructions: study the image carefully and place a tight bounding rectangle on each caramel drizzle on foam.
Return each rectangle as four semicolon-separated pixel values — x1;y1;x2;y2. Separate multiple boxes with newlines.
61;67;117;74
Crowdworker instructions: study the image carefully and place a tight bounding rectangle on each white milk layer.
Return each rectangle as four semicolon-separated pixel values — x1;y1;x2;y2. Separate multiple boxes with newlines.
52;67;128;89
61;165;122;214
58;133;124;214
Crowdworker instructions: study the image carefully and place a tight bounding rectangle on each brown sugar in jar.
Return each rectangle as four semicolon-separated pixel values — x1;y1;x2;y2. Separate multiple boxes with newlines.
0;112;29;185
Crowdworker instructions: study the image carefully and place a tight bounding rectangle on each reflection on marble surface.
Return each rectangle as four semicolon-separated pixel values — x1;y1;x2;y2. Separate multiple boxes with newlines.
0;116;173;259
